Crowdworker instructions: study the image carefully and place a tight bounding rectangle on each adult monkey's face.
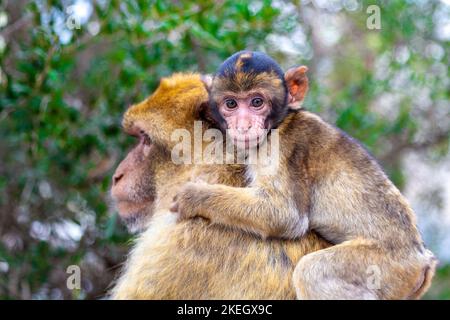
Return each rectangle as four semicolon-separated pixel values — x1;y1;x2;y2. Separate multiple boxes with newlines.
110;126;158;232
110;73;209;232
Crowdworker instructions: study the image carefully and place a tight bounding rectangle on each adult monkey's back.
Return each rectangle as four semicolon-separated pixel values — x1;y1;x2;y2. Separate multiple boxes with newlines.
110;73;330;299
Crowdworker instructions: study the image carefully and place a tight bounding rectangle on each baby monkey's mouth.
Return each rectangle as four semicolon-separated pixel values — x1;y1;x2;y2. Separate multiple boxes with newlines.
230;134;268;150
227;129;268;145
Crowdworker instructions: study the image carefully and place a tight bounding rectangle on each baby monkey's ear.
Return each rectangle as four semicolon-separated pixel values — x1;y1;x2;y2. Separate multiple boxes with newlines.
201;74;213;92
284;66;309;110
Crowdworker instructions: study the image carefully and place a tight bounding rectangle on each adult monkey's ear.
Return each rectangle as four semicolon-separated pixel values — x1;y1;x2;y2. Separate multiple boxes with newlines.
200;74;213;92
197;74;215;123
284;66;309;110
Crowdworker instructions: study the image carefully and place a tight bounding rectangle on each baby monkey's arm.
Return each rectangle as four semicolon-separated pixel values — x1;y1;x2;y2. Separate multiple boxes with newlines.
171;180;308;239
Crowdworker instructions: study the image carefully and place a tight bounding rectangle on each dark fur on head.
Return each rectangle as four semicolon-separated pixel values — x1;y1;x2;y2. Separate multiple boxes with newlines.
210;51;289;130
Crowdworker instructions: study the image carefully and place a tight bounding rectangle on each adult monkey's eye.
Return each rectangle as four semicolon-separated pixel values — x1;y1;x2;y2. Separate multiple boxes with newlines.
143;135;152;146
225;99;237;109
251;97;264;108
140;130;152;145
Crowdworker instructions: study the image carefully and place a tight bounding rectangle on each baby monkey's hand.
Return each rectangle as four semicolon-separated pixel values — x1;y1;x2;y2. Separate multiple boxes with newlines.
170;181;209;221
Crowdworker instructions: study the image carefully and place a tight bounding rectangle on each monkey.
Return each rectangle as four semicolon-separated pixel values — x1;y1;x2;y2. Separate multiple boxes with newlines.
110;73;332;299
170;51;437;299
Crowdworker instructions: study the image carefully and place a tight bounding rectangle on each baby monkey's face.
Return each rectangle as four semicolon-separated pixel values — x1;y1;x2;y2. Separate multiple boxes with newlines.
209;51;309;150
217;89;272;148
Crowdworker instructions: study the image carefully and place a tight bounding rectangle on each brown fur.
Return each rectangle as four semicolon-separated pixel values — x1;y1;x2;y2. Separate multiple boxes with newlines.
110;73;331;299
174;72;437;299
213;71;285;101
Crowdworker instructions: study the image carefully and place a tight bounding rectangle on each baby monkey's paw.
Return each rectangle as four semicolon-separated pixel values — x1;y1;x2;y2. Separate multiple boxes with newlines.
170;182;206;221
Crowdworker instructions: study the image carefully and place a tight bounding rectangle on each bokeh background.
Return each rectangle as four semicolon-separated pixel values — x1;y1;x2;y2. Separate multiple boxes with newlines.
0;0;449;299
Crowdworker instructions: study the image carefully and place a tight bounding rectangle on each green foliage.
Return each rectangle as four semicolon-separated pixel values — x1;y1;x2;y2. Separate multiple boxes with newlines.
0;0;448;299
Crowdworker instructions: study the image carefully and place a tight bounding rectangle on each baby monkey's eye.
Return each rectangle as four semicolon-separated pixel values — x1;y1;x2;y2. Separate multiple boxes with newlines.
251;97;264;108
225;99;237;109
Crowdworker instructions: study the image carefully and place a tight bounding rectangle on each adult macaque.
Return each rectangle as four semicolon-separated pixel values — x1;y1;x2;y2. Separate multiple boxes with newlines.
110;73;330;299
171;51;436;299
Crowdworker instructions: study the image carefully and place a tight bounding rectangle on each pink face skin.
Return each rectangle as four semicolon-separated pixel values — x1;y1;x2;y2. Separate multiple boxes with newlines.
111;128;156;232
218;91;271;148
